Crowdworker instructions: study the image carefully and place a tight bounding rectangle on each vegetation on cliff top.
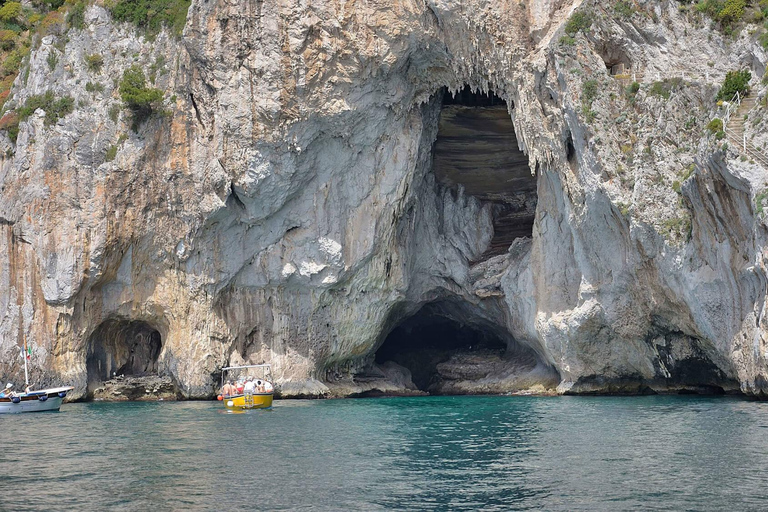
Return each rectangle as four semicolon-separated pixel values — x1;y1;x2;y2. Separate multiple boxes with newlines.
108;0;191;37
0;0;189;142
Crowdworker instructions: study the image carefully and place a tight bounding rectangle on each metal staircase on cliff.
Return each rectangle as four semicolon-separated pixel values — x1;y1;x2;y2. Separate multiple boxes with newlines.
723;92;768;168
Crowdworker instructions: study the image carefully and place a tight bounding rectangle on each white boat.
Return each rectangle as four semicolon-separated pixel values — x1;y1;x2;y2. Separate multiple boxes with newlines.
0;386;75;413
0;341;74;413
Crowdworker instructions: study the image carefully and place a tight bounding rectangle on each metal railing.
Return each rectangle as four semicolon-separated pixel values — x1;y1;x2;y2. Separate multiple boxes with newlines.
722;91;742;133
722;92;768;167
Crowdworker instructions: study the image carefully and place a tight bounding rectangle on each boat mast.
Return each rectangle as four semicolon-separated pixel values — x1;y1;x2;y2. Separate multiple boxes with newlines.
21;344;29;388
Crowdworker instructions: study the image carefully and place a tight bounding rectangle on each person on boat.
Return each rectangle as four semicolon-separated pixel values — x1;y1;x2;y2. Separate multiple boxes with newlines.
235;379;244;394
243;377;256;394
221;380;235;397
0;383;13;398
263;381;274;393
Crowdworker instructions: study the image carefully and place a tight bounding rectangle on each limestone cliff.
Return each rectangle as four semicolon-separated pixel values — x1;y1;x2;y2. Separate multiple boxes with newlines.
1;0;767;399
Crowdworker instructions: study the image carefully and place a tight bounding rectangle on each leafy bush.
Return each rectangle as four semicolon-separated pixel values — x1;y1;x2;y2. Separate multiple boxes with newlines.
581;79;599;122
1;46;27;77
756;189;768;216
614;1;635;18
565;11;592;35
16;91;74;125
105;144;118;162
716;69;751;101
85;81;104;93
67;1;87;30
696;0;747;26
696;0;725;18
0;2;22;23
109;0;191;37
0;111;19;142
35;0;66;9
119;65;163;125
39;10;65;36
46;50;58;70
582;79;598;104
0;27;16;49
717;0;746;25
707;118;723;133
85;53;103;72
108;103;120;123
649;78;683;100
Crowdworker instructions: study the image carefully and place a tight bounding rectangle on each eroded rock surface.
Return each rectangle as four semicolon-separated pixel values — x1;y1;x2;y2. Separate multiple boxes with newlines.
1;0;767;399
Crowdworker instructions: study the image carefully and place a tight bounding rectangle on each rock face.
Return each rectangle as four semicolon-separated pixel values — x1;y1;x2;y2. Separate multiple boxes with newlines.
1;0;767;399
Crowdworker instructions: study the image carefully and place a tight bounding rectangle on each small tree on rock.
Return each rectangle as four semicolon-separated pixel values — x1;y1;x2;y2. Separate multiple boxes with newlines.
716;70;751;101
119;65;163;127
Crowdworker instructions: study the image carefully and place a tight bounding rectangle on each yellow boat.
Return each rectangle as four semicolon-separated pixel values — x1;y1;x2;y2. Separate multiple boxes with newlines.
219;364;274;410
223;392;273;409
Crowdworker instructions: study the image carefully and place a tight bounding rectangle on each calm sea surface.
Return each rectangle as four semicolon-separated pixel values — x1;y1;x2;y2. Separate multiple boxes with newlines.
2;395;768;511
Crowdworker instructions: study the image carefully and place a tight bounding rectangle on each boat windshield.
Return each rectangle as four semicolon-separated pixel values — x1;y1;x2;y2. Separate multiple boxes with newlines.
221;365;273;389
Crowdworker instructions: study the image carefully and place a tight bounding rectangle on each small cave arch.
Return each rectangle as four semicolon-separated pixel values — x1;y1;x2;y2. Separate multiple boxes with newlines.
374;300;551;394
86;317;163;396
433;85;536;259
597;43;632;77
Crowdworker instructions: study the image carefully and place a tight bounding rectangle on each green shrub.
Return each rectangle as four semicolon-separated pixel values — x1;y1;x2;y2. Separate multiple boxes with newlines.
67;1;87;30
85;53;103;72
17;91;74;125
716;69;751;101
108;103;120;123
696;0;747;26
38;0;66;9
707;118;723;133
105;144;118;162
716;0;746;25
0;29;16;50
0;111;19;142
1;46;27;77
582;79;598;104
0;2;22;23
85;81;104;93
756;189;768;216
565;11;592;35
696;0;725;18
559;35;576;46
109;0;191;37
46;50;58;71
119;65;163;125
614;1;635;18
649;78;683;100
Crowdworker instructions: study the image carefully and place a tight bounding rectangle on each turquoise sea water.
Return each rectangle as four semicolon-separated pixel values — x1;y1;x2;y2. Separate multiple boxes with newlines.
2;395;768;511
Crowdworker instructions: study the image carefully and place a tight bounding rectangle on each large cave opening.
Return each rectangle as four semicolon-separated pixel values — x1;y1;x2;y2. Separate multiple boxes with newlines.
86;318;170;399
374;300;547;394
434;85;537;258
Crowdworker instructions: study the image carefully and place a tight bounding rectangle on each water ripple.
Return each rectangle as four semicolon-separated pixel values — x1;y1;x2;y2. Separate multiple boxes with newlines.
3;395;768;510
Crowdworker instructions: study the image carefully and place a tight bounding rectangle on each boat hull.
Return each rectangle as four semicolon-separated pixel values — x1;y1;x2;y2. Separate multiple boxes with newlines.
0;386;74;414
223;393;273;410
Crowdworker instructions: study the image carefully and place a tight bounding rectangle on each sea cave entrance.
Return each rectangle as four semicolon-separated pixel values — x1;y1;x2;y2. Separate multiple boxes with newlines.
434;85;537;258
86;318;163;396
374;300;543;393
